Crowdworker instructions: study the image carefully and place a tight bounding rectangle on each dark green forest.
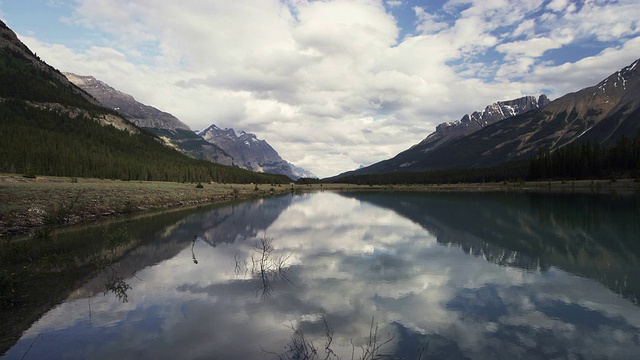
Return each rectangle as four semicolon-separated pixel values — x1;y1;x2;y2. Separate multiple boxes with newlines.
0;47;104;111
324;160;530;185
528;134;640;180
0;100;290;183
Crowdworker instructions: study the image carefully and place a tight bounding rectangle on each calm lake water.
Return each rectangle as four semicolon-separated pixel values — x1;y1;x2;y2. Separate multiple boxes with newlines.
3;191;640;359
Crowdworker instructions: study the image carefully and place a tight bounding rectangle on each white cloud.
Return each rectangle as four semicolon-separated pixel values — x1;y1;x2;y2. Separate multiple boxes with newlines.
386;0;403;8
10;0;640;177
413;6;450;34
511;19;536;38
546;0;569;12
530;36;640;96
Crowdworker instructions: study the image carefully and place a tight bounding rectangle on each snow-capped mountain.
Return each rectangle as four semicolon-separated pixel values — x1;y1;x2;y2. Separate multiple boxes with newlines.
416;95;550;152
288;162;317;179
334;57;640;177
65;73;313;179
198;125;298;179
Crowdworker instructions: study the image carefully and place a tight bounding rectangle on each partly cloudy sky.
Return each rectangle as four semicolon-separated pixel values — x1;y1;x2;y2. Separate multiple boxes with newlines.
1;0;640;177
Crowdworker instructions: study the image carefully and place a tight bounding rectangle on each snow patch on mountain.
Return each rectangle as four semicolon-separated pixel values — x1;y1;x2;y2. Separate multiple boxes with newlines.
416;95;550;152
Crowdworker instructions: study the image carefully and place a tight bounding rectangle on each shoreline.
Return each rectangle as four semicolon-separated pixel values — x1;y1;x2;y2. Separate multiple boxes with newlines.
2;174;638;239
0;174;294;239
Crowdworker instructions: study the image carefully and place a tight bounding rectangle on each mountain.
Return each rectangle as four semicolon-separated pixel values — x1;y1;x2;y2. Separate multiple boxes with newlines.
416;95;550;152
198;125;297;179
64;73;234;166
64;73;315;179
336;58;640;177
0;23;97;107
288;162;317;179
0;20;290;184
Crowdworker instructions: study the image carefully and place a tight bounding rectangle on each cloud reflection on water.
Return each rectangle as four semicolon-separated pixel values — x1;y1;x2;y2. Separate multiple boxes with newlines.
5;192;640;360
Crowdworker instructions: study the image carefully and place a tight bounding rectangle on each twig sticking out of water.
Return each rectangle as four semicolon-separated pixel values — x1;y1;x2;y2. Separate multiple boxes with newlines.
234;235;293;299
265;316;420;360
20;333;42;360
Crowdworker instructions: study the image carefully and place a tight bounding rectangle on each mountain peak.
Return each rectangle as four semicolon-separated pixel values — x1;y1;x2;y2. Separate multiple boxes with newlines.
198;125;298;179
417;94;550;152
336;57;640;179
65;73;234;165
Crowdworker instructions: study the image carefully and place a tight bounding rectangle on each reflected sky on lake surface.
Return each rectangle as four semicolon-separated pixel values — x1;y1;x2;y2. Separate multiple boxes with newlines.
4;192;640;360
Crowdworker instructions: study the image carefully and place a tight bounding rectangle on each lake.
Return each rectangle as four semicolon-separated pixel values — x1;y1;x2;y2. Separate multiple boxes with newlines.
2;191;640;359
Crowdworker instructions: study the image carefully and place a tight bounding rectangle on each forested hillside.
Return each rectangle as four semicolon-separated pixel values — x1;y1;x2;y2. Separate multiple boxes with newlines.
529;135;640;180
328;136;640;185
0;100;290;183
0;21;290;184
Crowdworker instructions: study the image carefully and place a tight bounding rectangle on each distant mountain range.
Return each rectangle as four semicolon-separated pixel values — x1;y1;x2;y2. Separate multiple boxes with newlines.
197;125;297;179
335;58;640;178
65;73;315;179
288;162;317;179
64;73;234;165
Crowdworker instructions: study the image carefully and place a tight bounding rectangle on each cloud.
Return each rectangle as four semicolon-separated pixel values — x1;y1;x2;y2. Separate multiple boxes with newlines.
546;0;569;13
529;36;640;95
11;0;640;177
386;0;403;8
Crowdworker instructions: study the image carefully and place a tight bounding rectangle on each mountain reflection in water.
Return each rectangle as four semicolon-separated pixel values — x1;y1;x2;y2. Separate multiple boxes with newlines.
3;192;639;360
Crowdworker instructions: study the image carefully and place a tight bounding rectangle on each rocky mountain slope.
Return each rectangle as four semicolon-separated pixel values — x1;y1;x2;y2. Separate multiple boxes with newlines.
336;58;640;177
0;21;138;134
417;95;550;152
198;125;297;179
64;73;234;166
65;73;315;179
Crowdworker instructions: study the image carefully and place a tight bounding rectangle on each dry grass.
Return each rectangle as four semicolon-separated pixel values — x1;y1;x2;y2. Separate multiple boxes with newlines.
0;174;291;238
2;174;638;239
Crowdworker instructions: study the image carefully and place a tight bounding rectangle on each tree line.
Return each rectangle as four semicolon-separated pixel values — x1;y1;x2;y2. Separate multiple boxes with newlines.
528;134;640;180
319;134;640;185
0;48;105;112
323;160;529;185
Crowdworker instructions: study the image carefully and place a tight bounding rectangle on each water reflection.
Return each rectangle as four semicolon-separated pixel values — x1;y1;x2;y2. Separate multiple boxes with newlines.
3;192;640;359
342;191;640;303
233;235;293;300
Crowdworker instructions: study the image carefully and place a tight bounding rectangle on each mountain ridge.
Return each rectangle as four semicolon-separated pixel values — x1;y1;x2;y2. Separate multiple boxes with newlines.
198;125;298;179
65;72;315;179
64;72;235;166
334;58;640;178
415;94;550;152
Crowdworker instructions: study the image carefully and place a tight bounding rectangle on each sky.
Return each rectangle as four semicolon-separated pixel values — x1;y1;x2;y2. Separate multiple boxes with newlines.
1;0;640;178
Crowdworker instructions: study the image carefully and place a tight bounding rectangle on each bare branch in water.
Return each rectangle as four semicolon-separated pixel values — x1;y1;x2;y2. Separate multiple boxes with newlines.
266;316;400;360
234;235;294;299
104;268;132;303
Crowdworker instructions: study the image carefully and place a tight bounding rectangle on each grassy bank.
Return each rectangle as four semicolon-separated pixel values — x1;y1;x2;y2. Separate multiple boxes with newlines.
2;174;639;239
303;178;640;193
0;174;293;239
